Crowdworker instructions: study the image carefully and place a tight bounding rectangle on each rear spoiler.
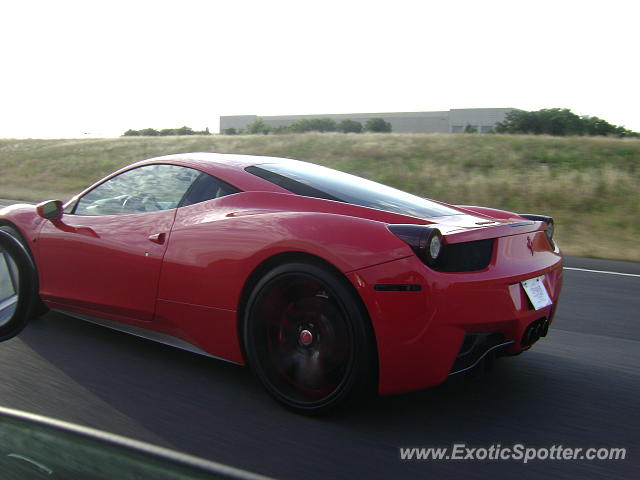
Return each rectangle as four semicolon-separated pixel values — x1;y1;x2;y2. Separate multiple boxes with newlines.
443;220;545;245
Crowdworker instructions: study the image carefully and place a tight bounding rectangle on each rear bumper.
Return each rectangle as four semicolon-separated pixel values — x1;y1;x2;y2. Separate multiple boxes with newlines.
448;332;515;375
348;231;563;395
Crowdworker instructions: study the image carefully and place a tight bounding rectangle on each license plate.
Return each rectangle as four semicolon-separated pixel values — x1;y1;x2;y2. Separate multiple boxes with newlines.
521;275;552;310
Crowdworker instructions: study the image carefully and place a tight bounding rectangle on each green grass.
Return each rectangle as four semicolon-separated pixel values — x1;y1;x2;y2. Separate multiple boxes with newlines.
1;133;639;261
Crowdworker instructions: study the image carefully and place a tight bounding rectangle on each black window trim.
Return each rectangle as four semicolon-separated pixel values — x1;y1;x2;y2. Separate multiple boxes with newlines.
244;165;342;203
177;172;242;208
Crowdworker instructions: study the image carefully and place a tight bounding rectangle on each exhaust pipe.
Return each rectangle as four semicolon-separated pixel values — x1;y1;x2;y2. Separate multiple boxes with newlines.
522;318;549;347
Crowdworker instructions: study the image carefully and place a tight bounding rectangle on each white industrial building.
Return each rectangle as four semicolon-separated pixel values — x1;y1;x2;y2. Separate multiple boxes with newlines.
220;108;514;134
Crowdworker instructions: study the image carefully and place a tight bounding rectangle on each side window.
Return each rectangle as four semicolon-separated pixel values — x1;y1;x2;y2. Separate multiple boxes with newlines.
74;165;200;216
180;173;241;207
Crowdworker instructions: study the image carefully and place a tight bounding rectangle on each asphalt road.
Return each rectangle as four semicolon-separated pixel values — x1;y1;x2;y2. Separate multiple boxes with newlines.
0;197;638;478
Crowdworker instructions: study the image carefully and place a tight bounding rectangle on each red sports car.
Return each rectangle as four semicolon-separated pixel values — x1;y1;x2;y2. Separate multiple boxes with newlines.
0;153;562;413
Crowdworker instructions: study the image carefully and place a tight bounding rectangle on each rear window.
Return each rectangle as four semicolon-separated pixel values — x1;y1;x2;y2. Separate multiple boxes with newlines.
246;161;461;219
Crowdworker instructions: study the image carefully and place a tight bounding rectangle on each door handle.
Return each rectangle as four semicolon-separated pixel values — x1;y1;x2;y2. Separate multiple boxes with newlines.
148;232;166;244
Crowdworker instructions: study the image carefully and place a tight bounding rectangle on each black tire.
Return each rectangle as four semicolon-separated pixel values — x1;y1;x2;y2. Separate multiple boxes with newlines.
0;226;47;318
0;228;40;341
242;260;376;414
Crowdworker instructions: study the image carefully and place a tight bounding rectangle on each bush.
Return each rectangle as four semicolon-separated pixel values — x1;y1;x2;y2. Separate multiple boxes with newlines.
495;108;639;137
308;118;337;132
337;120;363;133
268;118;364;134
365;117;392;133
174;126;195;136
286;119;313;133
285;118;338;133
138;128;160;136
464;124;478;134
222;127;238;135
245;118;271;135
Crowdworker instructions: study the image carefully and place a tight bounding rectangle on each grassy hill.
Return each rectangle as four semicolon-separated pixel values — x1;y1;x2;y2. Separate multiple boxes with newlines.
1;133;639;261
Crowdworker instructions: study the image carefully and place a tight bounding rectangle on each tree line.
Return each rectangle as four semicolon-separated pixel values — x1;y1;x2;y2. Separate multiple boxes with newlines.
495;108;638;137
121;109;638;138
123;126;211;136
223;117;392;135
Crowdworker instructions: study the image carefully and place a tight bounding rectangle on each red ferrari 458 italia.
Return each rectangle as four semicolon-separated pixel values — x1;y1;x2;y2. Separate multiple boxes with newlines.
0;153;562;413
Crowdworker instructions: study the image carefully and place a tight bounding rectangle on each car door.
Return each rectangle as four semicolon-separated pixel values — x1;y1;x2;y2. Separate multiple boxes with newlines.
37;164;201;324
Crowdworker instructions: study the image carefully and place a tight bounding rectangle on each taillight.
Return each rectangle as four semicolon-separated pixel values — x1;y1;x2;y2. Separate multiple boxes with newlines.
388;225;443;267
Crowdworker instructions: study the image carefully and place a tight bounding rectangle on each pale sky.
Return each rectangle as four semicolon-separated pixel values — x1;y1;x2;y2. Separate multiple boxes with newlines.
1;0;638;138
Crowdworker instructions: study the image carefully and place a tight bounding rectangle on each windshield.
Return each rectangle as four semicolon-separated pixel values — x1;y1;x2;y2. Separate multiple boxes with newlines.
246;161;461;218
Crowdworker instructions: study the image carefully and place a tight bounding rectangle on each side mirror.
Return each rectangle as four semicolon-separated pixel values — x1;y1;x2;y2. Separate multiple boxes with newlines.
36;200;64;221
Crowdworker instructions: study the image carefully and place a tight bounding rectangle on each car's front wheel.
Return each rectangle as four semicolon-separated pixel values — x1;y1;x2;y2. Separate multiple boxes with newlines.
0;227;41;341
243;261;376;414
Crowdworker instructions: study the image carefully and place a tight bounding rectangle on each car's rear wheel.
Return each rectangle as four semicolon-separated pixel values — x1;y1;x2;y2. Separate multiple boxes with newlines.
0;227;41;341
243;261;376;414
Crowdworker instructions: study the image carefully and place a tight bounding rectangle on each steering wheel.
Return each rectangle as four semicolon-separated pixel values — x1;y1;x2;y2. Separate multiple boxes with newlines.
122;193;162;213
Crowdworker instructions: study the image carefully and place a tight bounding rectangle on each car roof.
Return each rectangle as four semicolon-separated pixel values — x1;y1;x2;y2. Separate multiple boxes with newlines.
129;152;296;194
143;152;293;170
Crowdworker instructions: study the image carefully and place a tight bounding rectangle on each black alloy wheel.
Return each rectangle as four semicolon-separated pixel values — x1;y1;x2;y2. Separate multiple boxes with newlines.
243;261;376;414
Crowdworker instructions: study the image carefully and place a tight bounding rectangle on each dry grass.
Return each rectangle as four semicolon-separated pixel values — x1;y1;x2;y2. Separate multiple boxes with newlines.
1;133;639;261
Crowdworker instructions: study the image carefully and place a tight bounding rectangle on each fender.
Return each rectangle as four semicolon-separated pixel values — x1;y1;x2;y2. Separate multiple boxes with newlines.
0;204;46;265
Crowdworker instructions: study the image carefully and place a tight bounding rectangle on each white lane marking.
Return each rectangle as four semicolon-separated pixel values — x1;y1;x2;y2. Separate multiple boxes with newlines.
564;267;640;278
